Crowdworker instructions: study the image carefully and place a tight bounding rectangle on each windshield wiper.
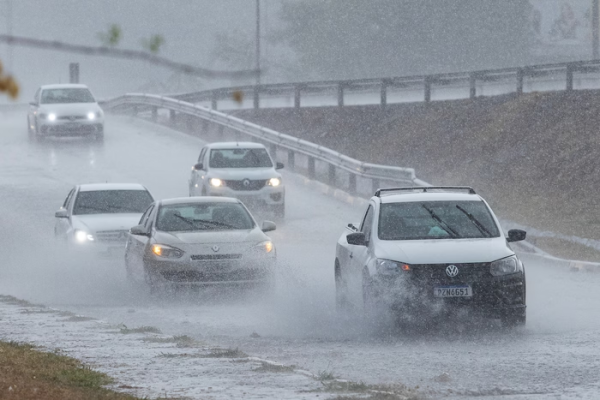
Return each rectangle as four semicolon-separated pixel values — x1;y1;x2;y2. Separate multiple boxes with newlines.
421;204;460;238
194;219;237;229
455;205;491;237
75;205;108;213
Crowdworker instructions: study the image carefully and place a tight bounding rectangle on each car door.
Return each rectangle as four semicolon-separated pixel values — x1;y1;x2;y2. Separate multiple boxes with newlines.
126;204;155;280
55;188;75;239
347;203;376;298
190;147;207;195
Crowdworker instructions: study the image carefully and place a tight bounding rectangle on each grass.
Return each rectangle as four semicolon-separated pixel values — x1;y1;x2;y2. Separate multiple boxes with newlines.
119;325;162;335
65;316;96;322
252;361;296;373
0;340;142;399
311;379;423;400
317;369;338;381
143;335;203;348
202;347;248;358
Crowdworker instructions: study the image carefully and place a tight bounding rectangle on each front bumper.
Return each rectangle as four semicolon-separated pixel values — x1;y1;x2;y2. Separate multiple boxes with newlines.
373;263;526;318
39;120;104;137
204;185;285;206
145;256;276;286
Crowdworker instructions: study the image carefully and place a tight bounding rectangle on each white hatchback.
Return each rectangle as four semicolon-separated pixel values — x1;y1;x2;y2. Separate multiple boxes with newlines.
27;84;105;142
188;142;285;218
335;186;527;327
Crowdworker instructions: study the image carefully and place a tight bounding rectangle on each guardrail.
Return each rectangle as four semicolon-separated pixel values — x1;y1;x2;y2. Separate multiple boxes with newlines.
103;94;427;194
169;59;600;110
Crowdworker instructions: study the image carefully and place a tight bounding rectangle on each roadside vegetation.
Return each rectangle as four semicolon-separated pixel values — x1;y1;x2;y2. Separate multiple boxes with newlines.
0;341;141;399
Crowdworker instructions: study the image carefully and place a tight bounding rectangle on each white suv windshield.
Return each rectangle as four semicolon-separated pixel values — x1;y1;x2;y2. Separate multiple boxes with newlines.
209;148;273;168
41;88;95;104
378;200;500;240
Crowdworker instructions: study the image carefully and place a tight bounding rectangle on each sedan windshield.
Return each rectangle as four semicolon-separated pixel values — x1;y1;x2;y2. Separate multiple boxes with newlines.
156;202;254;232
41;88;95;104
73;190;153;215
209;148;273;168
378;200;500;240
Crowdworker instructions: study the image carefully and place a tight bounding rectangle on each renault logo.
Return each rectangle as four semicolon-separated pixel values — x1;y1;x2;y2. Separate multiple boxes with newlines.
212;245;220;252
242;179;251;187
446;265;459;277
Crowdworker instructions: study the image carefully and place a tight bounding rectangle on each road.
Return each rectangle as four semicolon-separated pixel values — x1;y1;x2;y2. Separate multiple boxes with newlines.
1;110;599;399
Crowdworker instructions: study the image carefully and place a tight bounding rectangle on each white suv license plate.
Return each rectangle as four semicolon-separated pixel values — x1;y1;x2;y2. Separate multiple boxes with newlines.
434;285;473;298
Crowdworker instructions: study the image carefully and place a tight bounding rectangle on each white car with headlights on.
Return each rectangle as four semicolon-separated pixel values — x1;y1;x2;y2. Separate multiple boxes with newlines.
27;84;105;142
124;197;277;294
54;183;154;256
335;186;527;327
188;142;285;218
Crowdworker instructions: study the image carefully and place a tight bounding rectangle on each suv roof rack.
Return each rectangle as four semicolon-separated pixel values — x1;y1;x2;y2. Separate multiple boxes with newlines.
374;186;476;197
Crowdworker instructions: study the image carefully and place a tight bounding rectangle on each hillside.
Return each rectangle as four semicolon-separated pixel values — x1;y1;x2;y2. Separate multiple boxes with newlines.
232;91;600;259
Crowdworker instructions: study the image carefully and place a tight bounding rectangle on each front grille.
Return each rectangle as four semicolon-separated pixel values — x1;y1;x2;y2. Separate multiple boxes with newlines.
224;179;266;191
96;230;129;243
190;254;242;261
57;115;86;121
410;263;491;283
160;268;267;283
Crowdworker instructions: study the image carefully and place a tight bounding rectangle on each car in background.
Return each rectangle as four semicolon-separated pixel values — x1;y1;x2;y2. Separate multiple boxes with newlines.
124;197;277;294
188;142;285;218
335;186;527;327
55;183;154;256
27;84;105;142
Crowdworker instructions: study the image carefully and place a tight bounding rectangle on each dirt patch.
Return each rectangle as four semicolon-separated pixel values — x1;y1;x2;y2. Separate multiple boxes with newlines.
233;91;600;260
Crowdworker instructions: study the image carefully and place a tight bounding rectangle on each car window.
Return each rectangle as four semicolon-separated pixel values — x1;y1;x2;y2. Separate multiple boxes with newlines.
198;148;207;164
209;148;273;168
62;189;75;208
156;202;255;232
34;88;40;104
40;88;95;104
138;204;155;226
360;205;375;240
73;190;154;215
378;200;500;240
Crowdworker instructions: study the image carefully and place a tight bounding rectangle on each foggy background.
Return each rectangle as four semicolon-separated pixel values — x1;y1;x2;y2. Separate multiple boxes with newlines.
0;0;597;103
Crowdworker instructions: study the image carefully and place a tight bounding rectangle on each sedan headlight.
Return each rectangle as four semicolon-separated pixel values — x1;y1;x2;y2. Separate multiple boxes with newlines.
490;255;521;276
255;241;274;254
87;112;96;120
151;244;184;259
267;178;281;187
209;178;224;187
375;259;410;276
48;113;57;121
74;230;94;243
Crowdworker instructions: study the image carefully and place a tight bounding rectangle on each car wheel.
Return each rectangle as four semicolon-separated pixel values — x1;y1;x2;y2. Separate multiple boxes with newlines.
501;312;526;328
335;260;350;313
273;203;285;220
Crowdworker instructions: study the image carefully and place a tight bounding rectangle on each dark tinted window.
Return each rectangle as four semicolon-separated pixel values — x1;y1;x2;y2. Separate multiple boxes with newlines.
41;88;95;104
378;200;500;240
73;190;153;215
209;148;273;168
156;202;254;232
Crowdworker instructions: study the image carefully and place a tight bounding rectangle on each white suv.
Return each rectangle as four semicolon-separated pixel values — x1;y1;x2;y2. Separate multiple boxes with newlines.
335;187;527;327
189;142;285;218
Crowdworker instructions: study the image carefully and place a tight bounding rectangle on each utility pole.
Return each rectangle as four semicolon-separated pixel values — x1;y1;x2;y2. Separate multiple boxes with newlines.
593;0;599;59
255;0;261;85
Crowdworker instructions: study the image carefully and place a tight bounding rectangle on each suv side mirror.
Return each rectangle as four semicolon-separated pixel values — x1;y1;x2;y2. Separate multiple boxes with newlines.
275;162;284;170
55;209;68;218
193;163;204;171
507;229;526;243
346;232;366;246
261;220;276;232
130;225;149;236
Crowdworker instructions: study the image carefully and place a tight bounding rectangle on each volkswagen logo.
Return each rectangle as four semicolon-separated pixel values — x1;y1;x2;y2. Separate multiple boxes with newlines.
242;179;251;187
212;245;220;252
445;265;459;277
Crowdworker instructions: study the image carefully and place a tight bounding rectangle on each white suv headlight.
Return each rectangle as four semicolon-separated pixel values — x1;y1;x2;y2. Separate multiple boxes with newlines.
210;178;224;187
490;255;521;276
87;112;96;120
255;241;274;254
267;178;281;187
375;259;410;275
74;230;94;243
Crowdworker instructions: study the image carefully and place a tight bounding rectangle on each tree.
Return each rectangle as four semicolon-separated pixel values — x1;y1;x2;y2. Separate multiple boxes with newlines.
278;0;532;80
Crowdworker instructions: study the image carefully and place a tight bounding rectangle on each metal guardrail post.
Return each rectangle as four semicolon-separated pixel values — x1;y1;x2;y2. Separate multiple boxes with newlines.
308;157;316;178
151;106;158;122
169;109;176;125
328;164;336;186
337;83;344;107
469;74;476;99
566;64;574;91
380;79;388;109
288;150;295;170
254;87;260;109
211;91;218;110
349;174;357;194
516;68;524;95
294;86;301;109
424;77;432;103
